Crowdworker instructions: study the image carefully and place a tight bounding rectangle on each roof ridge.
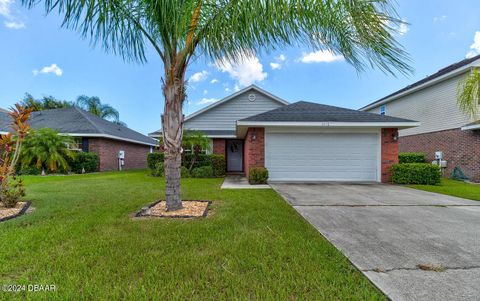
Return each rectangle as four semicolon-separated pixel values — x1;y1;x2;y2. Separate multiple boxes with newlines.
73;106;107;135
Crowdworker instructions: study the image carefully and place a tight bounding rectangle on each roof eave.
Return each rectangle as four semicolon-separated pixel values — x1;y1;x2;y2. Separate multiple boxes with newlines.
60;133;159;146
461;124;480;131
236;121;420;129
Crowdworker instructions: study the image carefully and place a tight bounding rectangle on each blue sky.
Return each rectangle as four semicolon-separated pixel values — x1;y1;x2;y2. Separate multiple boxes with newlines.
1;0;480;135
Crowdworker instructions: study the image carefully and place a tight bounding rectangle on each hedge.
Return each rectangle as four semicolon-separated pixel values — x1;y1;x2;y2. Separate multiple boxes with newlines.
399;152;426;164
211;154;226;177
191;166;214;178
391;163;441;185
147;152;226;178
68;152;99;174
249;167;269;184
147;152;164;170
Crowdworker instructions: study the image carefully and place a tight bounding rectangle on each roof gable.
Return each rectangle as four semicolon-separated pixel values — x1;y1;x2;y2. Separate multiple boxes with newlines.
360;54;480;110
185;85;288;121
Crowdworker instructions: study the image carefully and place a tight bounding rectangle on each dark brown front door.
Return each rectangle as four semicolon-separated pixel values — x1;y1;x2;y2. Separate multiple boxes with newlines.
226;140;243;172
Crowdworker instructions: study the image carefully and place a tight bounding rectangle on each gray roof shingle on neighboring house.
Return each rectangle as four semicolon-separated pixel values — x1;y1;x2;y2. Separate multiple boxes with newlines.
0;107;158;146
239;101;417;123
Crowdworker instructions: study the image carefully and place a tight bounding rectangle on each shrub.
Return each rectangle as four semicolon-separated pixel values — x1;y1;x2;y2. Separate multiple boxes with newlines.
17;165;42;175
183;153;211;170
191;166;213;178
181;166;191;178
211;154;226;177
399;152;426;164
151;162;164;177
249;167;269;184
391;163;441;185
147;152;164;170
68;152;99;173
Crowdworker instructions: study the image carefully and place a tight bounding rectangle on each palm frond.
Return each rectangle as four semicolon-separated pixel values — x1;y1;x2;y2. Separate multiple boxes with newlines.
458;68;480;119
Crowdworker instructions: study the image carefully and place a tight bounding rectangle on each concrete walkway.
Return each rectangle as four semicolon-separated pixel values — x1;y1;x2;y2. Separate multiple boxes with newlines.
221;175;270;189
272;183;480;301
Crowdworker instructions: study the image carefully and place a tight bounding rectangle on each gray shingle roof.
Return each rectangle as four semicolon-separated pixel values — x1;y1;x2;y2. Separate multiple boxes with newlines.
0;107;157;146
240;101;417;123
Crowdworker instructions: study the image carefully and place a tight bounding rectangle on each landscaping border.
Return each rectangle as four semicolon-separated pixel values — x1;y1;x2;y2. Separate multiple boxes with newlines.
0;201;32;223
134;200;212;219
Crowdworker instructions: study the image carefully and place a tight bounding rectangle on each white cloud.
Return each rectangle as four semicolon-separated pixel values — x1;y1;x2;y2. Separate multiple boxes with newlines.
398;22;409;36
4;20;23;28
210;78;219;84
270;62;281;70
203;89;208;95
466;31;480;58
276;54;286;62
188;70;209;83
269;54;287;70
300;50;344;64
33;64;63;76
216;56;267;87
225;87;230;92
0;0;25;29
433;15;447;23
198;97;219;105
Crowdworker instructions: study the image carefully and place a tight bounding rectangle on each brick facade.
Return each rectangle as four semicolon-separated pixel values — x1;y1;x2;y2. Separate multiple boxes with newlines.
88;138;151;171
381;128;399;183
212;138;226;156
399;128;480;182
243;128;265;177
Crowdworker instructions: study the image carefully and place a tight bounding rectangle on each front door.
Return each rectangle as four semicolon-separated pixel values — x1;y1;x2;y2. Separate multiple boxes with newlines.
226;140;243;172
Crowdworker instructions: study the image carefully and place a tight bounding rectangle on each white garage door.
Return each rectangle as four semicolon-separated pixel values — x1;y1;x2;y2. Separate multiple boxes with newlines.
265;131;379;182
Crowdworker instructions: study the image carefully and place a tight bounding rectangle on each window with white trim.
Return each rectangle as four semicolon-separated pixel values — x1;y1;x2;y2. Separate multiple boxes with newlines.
380;105;386;115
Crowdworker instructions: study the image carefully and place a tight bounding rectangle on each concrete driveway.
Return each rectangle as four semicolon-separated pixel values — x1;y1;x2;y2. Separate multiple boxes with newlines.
271;183;480;301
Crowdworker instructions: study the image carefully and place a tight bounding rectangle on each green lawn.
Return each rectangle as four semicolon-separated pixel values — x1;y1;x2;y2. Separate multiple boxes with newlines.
408;179;480;201
0;171;384;300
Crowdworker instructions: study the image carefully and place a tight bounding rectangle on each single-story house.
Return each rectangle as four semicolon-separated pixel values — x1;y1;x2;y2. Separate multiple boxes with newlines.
0;107;158;171
150;86;418;182
360;54;480;181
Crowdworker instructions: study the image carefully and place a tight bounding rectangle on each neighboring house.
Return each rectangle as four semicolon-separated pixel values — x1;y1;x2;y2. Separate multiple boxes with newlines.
360;54;480;181
0;107;158;171
149;85;418;182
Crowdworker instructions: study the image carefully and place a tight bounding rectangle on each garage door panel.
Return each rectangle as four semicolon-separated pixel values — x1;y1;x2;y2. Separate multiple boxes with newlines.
266;132;379;182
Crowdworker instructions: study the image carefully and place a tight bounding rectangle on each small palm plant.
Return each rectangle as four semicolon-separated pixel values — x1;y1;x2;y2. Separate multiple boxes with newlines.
182;131;211;171
457;68;480;119
20;128;75;175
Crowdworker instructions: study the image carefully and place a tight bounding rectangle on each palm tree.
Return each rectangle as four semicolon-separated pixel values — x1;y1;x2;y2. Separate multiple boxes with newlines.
457;68;480;119
75;95;123;123
23;0;411;211
20;128;74;175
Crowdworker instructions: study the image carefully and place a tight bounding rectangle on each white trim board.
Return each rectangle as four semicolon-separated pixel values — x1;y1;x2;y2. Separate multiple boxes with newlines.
59;133;158;146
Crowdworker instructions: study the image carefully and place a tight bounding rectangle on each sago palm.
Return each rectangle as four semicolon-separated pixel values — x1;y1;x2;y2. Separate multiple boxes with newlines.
457;68;480;119
23;0;411;211
20;128;74;174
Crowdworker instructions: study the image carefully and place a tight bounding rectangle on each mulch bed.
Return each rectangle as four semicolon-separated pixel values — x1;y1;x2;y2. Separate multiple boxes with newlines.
135;200;211;219
0;201;31;223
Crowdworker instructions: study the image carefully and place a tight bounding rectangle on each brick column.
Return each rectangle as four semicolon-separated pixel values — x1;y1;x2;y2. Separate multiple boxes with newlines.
244;128;265;177
381;128;399;183
212;138;226;155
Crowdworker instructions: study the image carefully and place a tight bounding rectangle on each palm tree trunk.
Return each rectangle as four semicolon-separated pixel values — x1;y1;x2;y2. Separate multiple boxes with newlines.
162;74;185;211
